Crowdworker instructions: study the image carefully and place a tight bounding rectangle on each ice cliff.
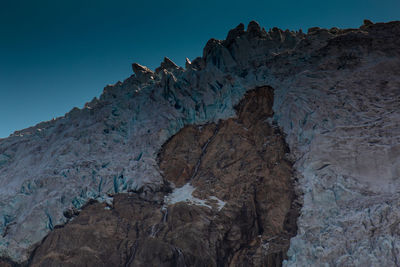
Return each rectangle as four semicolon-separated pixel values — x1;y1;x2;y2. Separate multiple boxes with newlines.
0;20;399;266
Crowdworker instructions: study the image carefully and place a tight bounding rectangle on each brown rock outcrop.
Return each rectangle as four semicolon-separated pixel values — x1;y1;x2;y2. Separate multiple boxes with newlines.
159;86;299;266
28;86;300;266
0;258;14;267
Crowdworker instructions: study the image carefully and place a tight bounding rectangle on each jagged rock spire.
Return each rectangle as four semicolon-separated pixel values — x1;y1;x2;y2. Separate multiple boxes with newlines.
185;57;191;69
131;63;154;83
225;23;245;44
247;20;267;38
155;57;182;73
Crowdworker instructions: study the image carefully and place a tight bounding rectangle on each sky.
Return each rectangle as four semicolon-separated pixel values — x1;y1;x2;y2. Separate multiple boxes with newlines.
0;0;399;138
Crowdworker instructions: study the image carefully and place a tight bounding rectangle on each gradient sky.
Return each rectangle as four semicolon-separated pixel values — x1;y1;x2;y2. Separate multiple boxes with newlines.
0;0;399;138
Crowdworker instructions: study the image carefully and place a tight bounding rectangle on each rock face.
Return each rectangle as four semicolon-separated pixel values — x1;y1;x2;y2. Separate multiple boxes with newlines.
1;20;400;266
28;87;300;266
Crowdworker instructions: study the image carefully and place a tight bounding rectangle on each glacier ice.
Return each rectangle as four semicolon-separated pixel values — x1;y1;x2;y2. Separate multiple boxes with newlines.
0;21;399;265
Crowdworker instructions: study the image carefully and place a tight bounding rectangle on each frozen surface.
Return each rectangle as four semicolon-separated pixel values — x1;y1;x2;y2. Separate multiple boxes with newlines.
0;21;399;265
277;58;400;266
164;183;226;211
164;183;211;209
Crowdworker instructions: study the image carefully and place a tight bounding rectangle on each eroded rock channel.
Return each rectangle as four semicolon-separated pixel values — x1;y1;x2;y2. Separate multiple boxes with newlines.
25;86;300;267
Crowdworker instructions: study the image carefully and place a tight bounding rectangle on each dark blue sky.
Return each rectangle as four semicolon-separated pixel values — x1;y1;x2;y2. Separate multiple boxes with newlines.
1;0;399;138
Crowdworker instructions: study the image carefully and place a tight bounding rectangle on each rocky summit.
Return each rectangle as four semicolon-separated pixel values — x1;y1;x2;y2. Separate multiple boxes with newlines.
1;20;400;266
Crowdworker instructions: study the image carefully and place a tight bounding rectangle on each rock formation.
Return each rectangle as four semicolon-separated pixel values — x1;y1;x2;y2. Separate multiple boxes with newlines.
0;20;400;266
27;87;300;266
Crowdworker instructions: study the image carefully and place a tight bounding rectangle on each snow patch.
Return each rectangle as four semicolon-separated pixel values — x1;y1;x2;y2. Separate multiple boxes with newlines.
164;183;225;211
164;183;211;208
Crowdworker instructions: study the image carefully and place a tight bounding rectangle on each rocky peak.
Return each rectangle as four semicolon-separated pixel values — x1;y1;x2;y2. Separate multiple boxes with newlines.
225;22;246;44
131;63;154;83
247;20;266;38
155;57;183;73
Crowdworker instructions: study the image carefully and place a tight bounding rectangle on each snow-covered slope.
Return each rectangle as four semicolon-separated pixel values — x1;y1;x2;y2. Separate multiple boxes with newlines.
1;20;400;265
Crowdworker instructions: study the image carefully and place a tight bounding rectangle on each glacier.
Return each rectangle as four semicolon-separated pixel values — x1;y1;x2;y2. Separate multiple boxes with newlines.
0;20;399;266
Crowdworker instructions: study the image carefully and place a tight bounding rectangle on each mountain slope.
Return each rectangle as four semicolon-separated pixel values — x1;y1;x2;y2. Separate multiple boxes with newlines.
28;87;300;266
0;20;400;266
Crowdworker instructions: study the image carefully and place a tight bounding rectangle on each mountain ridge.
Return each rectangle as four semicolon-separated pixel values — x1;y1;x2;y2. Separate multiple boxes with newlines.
1;20;400;266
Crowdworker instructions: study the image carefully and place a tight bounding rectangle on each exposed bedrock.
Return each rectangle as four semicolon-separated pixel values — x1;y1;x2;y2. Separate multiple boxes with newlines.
0;259;14;267
27;86;300;266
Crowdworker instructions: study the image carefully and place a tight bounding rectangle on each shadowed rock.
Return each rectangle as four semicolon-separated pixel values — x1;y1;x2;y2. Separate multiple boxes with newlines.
132;63;154;83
